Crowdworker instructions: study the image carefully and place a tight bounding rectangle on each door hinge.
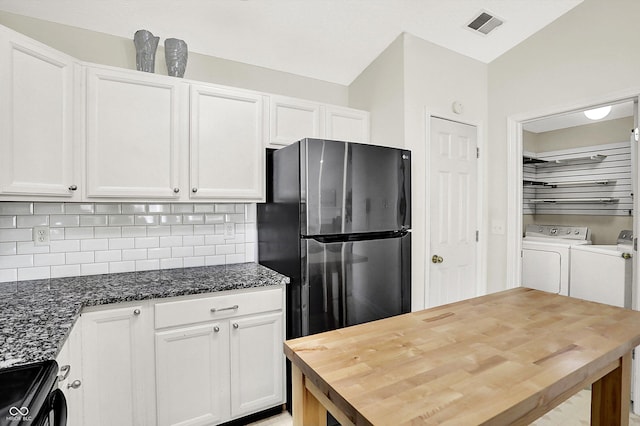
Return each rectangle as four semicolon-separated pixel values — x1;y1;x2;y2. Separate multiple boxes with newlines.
476;147;480;158
475;230;479;242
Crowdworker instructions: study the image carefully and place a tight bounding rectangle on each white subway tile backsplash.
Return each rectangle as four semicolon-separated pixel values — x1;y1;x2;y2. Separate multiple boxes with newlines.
108;215;135;226
109;261;135;274
0;202;33;215
0;229;32;242
65;227;94;239
109;238;135;250
18;267;50;281
122;226;147;237
0;242;16;256
82;263;109;276
50;240;80;253
94;227;122;239
51;264;81;278
0;268;17;283
0;216;17;228
66;251;95;265
34;253;66;266
0;202;256;282
65;204;95;215
172;246;193;258
34;203;65;214
122;249;147;261
80;215;108;227
95;203;122;214
122;204;147;214
135;237;159;249
0;254;33;269
136;259;159;271
50;215;79;227
160;258;183;269
80;239;109;252
95;250;122;263
17;242;50;255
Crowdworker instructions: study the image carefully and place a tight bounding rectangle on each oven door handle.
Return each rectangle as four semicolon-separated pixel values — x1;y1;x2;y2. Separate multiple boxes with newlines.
50;388;67;426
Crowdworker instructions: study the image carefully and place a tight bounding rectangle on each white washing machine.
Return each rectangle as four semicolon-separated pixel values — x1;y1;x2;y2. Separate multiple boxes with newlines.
522;225;591;295
569;230;633;308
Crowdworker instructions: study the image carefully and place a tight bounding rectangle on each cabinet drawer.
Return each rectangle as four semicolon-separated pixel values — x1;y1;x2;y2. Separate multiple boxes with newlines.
155;287;282;329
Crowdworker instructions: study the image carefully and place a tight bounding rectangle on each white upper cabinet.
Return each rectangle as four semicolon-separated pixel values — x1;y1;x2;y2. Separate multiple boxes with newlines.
190;85;265;201
269;95;323;146
325;105;370;143
0;26;79;199
85;66;187;199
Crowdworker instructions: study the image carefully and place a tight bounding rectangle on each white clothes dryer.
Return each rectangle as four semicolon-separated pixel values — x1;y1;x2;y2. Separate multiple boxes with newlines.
522;225;591;295
569;230;633;308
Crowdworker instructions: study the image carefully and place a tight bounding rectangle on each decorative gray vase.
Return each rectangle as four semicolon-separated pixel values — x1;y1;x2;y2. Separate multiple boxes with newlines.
133;30;160;73
165;38;188;78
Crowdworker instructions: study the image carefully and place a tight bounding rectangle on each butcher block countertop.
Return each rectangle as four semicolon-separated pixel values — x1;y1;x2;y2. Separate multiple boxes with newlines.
284;288;640;426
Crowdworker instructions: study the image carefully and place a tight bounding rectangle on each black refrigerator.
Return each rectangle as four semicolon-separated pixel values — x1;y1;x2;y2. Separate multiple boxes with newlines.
257;138;411;411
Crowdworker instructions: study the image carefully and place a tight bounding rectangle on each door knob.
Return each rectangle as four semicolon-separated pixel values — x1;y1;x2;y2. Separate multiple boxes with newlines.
431;255;444;264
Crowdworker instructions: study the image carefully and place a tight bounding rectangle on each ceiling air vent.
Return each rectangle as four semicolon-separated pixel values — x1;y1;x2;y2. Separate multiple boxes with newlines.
467;11;503;35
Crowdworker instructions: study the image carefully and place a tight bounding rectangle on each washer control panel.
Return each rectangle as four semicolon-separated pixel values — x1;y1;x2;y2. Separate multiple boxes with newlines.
524;224;591;241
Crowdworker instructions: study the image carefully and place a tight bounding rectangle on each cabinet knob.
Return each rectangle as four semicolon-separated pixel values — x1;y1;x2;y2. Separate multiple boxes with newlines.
173;187;180;193
67;379;82;389
133;309;141;316
233;323;239;329
192;187;198;193
68;185;78;191
214;326;220;333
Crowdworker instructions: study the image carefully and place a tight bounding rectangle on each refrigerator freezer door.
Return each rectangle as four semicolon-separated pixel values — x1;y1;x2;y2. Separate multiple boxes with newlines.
302;139;411;236
301;233;411;336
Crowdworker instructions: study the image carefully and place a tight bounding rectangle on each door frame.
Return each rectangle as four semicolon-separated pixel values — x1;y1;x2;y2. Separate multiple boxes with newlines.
424;112;486;308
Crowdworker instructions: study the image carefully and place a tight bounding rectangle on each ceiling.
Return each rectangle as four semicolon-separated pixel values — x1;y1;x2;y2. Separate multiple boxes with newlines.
0;0;583;85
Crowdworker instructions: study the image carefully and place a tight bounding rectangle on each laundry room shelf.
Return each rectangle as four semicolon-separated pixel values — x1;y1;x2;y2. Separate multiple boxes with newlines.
529;198;619;204
523;155;548;165
548;179;616;187
552;154;607;164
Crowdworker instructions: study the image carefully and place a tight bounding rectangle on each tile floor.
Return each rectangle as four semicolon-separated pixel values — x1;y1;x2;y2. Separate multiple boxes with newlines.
248;390;640;425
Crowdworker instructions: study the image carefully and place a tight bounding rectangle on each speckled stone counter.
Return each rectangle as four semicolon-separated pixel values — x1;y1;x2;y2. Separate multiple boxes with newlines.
0;263;289;369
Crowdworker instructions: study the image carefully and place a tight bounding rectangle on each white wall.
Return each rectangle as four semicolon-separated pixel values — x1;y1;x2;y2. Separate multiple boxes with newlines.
487;0;640;292
350;32;488;310
0;10;348;105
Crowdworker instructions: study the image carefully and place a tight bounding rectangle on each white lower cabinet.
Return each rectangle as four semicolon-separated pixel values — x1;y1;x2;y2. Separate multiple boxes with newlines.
55;321;83;426
154;287;285;426
80;302;156;426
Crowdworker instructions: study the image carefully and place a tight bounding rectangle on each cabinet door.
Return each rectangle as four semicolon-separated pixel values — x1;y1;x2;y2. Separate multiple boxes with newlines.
269;96;322;146
0;26;79;198
155;323;230;426
325;106;370;143
229;312;284;418
55;321;83;426
190;85;264;200
81;304;154;426
85;66;186;199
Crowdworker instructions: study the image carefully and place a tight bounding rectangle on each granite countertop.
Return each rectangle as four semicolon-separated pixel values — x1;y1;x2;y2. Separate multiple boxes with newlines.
0;263;289;369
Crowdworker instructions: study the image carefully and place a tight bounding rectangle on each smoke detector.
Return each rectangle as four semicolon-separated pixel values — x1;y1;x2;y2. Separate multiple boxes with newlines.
467;11;504;35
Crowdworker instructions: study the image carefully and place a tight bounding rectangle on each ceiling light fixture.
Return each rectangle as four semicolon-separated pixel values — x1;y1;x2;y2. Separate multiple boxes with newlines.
584;106;612;120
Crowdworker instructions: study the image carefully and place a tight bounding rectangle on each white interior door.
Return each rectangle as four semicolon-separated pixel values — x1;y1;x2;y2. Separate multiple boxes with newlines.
429;117;478;306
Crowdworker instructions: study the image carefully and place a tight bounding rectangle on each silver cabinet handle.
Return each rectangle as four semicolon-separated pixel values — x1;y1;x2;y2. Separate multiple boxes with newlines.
58;365;71;382
233;323;239;329
68;185;78;191
210;305;238;313
133;309;141;315
192;187;198;193
67;380;82;389
173;187;180;193
214;326;220;332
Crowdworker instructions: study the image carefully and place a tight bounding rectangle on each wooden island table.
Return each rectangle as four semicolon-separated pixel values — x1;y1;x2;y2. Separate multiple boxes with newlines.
284;288;640;425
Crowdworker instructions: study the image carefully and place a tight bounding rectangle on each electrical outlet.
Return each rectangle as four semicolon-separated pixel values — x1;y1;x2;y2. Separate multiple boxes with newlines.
224;222;235;239
33;226;50;246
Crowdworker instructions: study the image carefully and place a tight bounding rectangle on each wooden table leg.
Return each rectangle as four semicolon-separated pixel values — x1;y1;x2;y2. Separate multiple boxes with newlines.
591;352;631;426
292;363;327;426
